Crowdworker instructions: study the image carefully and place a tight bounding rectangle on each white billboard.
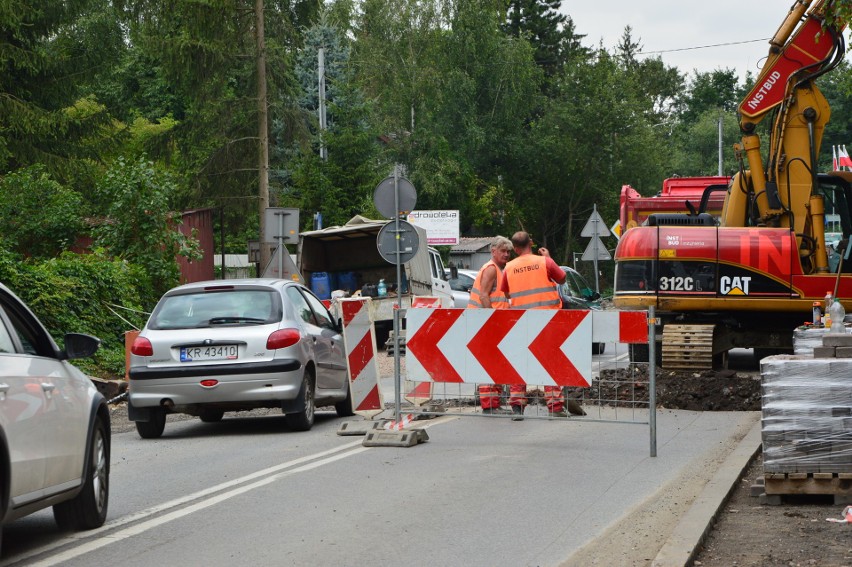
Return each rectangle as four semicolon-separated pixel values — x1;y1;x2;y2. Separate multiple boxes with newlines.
406;210;460;245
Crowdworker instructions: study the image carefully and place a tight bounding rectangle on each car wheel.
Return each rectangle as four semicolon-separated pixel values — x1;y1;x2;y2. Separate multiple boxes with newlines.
54;415;109;530
285;369;315;431
335;379;355;417
135;408;166;439
199;408;225;423
593;342;606;355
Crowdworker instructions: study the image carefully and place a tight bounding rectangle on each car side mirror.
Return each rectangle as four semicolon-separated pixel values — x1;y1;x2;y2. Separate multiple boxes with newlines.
450;266;458;279
62;333;101;360
582;288;601;301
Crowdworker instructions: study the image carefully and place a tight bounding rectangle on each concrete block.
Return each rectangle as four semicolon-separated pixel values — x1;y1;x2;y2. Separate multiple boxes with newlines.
836;347;852;358
814;346;837;358
823;334;852;347
362;428;429;447
337;420;388;436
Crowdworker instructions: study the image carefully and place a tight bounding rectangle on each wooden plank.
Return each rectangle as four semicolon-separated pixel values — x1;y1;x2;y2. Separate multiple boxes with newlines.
765;472;852;496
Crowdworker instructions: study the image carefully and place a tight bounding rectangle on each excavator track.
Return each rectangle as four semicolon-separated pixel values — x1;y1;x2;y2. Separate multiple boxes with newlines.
661;324;715;370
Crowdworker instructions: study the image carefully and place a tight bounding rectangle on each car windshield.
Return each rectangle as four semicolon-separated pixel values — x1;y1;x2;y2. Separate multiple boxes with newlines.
149;290;280;329
569;271;594;297
559;270;581;299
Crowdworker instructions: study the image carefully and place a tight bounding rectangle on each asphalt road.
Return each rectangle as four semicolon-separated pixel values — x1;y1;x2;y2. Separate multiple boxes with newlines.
1;345;763;566
1;399;757;567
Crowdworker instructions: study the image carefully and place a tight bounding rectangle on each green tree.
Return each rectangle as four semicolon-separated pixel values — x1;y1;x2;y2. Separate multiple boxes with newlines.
0;0;124;178
282;8;386;228
503;0;589;79
615;26;684;122
512;48;670;261
0;166;85;257
92;157;201;299
113;0;315;248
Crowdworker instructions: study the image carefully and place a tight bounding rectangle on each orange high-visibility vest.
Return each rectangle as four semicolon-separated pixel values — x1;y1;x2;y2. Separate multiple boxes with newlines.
504;254;561;310
467;260;509;309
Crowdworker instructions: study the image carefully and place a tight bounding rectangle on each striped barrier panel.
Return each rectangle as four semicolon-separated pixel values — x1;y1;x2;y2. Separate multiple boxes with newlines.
340;297;384;416
405;309;647;388
404;297;442;405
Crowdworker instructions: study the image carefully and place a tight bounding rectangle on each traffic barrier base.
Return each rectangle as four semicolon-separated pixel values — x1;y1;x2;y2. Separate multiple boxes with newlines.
362;428;429;447
337;420;390;436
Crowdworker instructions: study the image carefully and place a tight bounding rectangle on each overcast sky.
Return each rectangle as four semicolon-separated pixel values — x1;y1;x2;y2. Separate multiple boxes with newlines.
559;0;820;81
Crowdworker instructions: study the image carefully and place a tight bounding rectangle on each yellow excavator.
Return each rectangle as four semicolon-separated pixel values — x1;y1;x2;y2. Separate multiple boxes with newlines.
613;0;850;369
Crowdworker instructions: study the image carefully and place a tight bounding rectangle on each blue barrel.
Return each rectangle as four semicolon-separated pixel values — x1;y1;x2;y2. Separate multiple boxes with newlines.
311;272;331;299
336;271;358;293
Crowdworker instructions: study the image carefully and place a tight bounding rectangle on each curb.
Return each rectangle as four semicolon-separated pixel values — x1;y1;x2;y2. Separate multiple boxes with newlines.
651;419;763;567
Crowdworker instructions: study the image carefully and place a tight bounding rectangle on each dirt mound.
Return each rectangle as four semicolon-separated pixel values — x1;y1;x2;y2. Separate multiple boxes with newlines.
566;367;762;412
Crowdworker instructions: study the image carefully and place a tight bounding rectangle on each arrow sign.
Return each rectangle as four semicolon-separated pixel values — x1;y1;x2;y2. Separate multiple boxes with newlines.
405;309;465;383
467;310;525;385
406;309;593;387
581;209;611;238
528;310;589;387
582;237;612;261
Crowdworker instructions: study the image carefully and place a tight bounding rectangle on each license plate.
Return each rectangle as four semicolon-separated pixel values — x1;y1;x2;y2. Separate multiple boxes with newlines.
180;345;239;362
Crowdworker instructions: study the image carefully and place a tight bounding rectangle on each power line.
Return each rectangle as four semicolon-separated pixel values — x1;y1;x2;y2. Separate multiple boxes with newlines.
639;37;771;56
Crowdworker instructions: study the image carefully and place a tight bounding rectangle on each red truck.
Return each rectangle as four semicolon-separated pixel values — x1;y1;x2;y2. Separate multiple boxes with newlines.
619;176;730;234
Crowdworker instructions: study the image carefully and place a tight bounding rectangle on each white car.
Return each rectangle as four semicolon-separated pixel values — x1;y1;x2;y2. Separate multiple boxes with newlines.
444;268;478;308
0;283;109;554
128;279;352;438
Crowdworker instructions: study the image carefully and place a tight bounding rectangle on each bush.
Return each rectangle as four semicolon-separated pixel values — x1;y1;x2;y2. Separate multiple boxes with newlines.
0;249;150;378
0;165;85;258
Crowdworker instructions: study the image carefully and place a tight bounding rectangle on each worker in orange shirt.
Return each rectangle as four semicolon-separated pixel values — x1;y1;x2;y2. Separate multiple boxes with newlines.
466;236;512;414
499;231;568;419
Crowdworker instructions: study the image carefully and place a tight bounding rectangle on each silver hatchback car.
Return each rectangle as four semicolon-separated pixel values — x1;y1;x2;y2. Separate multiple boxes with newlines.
128;279;352;438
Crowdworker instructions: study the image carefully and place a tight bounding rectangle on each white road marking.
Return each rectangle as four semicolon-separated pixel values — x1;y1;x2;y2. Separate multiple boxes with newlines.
3;440;365;567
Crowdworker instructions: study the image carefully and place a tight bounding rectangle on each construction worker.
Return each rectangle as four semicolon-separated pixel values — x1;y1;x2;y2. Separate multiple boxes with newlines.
500;231;568;419
467;236;512;414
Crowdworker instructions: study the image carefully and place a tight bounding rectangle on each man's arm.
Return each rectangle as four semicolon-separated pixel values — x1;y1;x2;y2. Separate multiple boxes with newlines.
544;256;566;284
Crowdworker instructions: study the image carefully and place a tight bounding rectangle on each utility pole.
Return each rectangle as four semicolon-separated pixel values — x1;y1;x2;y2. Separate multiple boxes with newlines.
318;47;327;160
718;116;724;176
255;0;271;270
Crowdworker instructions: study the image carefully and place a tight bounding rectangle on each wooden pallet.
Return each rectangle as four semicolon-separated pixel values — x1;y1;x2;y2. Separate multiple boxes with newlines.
661;324;714;370
764;471;852;496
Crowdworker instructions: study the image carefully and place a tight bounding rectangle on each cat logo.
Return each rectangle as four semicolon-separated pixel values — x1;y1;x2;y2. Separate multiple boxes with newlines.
720;276;751;295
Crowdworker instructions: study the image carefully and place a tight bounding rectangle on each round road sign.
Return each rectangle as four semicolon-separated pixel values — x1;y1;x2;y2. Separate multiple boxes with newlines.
376;220;420;265
373;176;417;219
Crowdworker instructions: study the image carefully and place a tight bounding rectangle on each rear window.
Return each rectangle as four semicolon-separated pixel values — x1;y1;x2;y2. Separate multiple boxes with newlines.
148;290;281;330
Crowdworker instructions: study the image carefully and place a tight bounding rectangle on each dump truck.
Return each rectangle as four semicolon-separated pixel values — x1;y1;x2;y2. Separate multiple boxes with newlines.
619;176;730;233
296;215;454;343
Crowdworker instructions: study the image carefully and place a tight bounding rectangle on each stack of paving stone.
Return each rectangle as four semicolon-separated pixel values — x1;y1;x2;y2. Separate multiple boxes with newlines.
761;350;852;474
793;325;828;354
813;330;852;358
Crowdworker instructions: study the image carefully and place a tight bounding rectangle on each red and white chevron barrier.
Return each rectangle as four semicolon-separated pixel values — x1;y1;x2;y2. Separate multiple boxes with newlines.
405;309;647;388
340;298;384;416
589;310;648;344
403;297;443;405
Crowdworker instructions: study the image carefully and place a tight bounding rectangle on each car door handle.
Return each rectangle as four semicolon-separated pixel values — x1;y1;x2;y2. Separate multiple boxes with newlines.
42;383;56;393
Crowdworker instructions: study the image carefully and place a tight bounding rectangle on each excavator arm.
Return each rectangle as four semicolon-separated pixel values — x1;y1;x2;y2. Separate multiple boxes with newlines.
723;0;846;277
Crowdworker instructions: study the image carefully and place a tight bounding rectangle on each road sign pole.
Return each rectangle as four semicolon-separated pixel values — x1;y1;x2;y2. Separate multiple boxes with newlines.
393;166;402;422
592;205;600;294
